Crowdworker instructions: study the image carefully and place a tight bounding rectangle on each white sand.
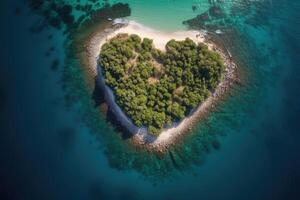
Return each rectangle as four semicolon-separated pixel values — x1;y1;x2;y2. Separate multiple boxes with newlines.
98;20;210;52
86;19;235;150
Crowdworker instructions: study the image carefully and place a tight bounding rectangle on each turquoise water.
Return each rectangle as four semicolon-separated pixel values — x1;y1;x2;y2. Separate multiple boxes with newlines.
117;0;210;30
1;0;300;199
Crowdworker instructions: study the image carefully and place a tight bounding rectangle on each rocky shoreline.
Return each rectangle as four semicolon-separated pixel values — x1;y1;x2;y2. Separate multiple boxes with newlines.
82;19;239;152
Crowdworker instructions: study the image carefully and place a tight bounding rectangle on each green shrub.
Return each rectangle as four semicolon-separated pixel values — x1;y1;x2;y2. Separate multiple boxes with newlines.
99;34;224;135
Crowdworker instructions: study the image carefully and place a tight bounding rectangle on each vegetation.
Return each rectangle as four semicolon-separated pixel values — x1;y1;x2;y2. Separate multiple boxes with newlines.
99;34;224;135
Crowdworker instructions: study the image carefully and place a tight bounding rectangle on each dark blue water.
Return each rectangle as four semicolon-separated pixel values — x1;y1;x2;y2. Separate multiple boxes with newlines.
1;0;300;199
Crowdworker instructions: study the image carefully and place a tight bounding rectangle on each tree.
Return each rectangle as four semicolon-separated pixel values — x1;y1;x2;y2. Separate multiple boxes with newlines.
99;33;225;135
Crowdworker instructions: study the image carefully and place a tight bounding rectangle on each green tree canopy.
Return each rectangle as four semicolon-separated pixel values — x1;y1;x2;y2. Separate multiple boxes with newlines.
99;34;224;135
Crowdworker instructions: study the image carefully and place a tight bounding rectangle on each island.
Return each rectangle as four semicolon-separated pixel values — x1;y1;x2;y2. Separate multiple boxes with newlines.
84;20;237;151
99;33;224;134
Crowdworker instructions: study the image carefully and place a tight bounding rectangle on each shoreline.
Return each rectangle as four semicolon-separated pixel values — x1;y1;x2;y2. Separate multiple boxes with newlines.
83;19;238;152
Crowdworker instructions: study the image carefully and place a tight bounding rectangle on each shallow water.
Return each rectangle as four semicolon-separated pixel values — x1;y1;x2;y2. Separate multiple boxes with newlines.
1;0;300;199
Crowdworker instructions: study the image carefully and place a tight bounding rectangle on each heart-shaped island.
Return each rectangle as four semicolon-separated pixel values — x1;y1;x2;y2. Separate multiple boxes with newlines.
85;20;236;149
99;33;224;135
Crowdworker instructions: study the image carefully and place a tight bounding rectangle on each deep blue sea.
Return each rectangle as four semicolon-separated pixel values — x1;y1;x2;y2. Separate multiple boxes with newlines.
1;0;300;200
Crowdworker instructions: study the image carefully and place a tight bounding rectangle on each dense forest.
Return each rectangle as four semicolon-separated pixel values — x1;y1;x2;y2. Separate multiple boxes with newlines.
99;34;224;135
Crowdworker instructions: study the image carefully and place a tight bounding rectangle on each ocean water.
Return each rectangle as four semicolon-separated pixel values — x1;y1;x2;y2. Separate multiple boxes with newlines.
1;0;300;200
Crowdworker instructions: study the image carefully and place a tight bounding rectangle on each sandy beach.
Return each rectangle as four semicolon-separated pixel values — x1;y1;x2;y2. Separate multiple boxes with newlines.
98;20;211;52
84;19;238;151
